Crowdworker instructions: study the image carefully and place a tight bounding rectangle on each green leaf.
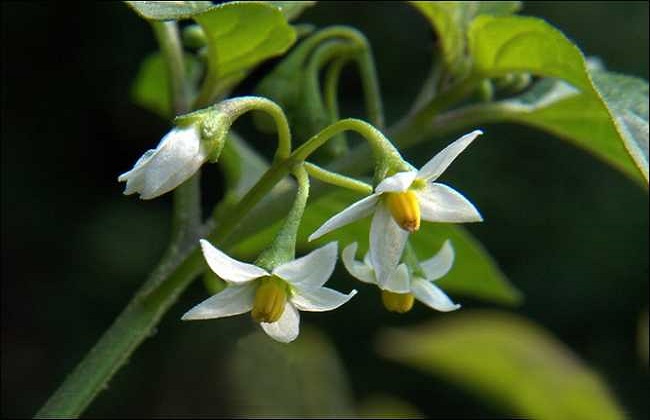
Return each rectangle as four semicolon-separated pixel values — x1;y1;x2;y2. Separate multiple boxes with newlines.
493;77;644;182
125;1;214;21
232;189;521;305
377;310;625;420
466;15;648;184
268;1;316;21
194;3;296;80
130;52;201;118
468;15;589;90
228;328;355;416
590;71;649;182
411;1;521;76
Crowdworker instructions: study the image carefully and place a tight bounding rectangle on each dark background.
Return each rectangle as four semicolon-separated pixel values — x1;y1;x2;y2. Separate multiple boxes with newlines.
2;1;648;418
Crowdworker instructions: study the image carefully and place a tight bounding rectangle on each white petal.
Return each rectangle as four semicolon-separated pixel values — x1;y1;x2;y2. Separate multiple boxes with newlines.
118;126;208;199
200;239;268;284
369;203;409;288
308;194;379;241
381;263;411;293
181;283;256;320
418;183;483;223
411;278;461;312
341;243;376;284
375;171;417;194
261;302;300;343
420;240;455;281
272;242;338;289
417;130;482;181
291;287;357;312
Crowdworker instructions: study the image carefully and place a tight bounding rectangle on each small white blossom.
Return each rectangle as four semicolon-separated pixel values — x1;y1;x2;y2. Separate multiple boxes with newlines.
309;130;483;288
342;240;460;311
118;125;208;199
182;240;357;343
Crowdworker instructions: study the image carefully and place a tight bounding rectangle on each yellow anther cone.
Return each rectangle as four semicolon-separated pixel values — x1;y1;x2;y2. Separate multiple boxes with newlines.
385;191;421;232
381;290;415;313
251;277;287;323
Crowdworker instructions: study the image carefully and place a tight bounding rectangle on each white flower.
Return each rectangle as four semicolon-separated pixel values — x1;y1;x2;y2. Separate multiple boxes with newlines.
309;130;483;288
181;240;357;343
118;125;208;199
342;240;460;312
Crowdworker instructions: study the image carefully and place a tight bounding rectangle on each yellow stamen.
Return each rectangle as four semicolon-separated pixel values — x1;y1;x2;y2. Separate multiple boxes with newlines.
251;276;288;323
381;290;415;313
385;191;421;232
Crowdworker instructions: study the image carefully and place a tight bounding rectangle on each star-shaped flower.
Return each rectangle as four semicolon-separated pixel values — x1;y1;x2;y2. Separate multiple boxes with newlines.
342;240;460;312
309;130;483;288
118;124;209;199
182;240;357;343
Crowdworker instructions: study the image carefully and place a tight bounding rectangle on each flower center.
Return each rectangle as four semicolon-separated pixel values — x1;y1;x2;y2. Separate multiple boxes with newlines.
251;276;288;323
385;191;421;232
381;290;415;313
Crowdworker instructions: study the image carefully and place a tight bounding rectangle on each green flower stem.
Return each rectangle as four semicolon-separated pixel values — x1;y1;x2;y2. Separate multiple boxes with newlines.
151;21;190;115
401;242;427;279
218;96;292;160
295;26;385;128
292;118;409;184
256;165;310;270
151;20;203;249
324;57;347;124
304;162;372;194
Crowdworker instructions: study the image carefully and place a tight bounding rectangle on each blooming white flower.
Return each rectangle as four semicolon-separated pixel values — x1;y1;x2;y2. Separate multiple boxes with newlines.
182;240;357;343
309;130;483;288
118;124;209;199
342;240;460;312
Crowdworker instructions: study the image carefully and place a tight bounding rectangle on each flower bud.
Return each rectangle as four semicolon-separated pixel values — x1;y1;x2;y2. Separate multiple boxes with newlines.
381;290;415;314
251;277;288;323
385;191;421;232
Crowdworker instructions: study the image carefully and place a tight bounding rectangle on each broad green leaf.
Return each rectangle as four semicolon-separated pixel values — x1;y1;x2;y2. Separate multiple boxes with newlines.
411;1;521;76
193;3;296;80
130;52;201;118
268;1;316;21
468;15;588;90
493;77;643;182
590;71;649;182
125;1;214;20
228;329;355;416
467;15;648;184
232;190;521;305
378;310;625;420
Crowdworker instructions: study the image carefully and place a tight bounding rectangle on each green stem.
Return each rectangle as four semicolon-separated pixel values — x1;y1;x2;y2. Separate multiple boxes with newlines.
292;118;408;184
304;162;372;194
151;21;190;115
256;165;310;269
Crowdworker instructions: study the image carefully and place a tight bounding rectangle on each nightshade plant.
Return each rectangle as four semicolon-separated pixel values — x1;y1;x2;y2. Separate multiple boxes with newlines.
35;1;648;418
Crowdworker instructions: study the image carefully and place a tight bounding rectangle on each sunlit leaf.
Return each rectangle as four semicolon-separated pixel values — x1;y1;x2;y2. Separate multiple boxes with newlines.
378;310;625;420
410;1;521;76
228;328;354;416
590;71;649;182
268;1;316;21
467;15;648;184
232;190;521;305
125;1;214;20
468;15;589;89
194;3;296;80
130;52;201;118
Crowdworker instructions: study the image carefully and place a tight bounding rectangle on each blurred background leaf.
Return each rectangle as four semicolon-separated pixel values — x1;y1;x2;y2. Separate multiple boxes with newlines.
228;328;354;417
377;310;625;420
